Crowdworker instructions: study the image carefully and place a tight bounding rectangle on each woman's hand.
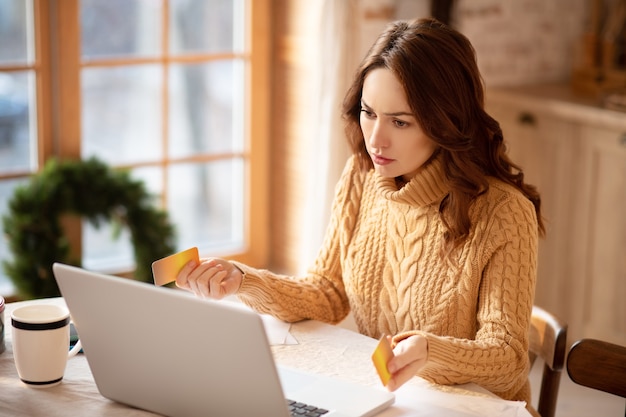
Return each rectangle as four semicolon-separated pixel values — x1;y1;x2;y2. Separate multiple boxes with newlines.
176;258;243;300
386;335;428;391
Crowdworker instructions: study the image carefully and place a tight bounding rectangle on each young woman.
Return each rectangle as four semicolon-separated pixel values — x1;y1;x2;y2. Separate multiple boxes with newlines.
177;18;543;415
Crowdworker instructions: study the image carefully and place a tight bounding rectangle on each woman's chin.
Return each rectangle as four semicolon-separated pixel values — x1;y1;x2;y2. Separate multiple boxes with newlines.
373;164;400;178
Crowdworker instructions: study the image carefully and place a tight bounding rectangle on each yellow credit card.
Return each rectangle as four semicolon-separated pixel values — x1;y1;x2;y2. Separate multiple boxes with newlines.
371;334;394;386
151;247;199;286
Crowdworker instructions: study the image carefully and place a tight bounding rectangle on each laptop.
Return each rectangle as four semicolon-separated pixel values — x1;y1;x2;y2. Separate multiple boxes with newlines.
52;263;395;417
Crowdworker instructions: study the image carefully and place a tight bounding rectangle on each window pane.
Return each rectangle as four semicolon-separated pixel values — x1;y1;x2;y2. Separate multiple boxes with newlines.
81;65;162;164
83;166;162;272
80;0;162;59
169;0;245;54
83;218;134;273
0;178;28;296
0;71;37;173
0;0;32;64
167;160;244;252
169;60;244;157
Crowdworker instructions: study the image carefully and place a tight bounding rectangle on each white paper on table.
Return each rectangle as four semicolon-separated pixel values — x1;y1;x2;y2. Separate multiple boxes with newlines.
223;296;297;345
260;314;298;345
391;378;529;417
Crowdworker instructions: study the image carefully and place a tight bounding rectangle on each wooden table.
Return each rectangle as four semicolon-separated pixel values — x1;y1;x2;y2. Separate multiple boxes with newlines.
0;297;531;417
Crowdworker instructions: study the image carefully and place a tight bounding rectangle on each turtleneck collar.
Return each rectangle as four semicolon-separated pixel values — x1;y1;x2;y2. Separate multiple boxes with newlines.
374;153;449;207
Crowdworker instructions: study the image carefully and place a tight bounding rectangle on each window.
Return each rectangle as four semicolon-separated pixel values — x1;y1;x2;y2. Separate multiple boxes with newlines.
0;0;269;298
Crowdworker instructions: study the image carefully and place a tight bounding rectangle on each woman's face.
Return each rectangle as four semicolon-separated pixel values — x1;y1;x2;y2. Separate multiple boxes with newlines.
360;68;437;182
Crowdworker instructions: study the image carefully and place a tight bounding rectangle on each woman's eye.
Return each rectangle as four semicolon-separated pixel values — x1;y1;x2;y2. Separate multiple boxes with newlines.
394;119;408;128
360;108;375;119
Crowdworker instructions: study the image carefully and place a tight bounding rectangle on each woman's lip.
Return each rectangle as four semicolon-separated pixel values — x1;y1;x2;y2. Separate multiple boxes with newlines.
371;154;394;165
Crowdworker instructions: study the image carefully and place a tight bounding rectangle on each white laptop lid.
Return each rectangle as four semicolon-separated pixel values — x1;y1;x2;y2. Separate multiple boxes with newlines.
52;263;394;417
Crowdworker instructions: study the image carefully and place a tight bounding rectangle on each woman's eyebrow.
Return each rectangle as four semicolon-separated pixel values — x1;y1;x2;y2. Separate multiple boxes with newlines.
360;100;413;117
384;110;414;117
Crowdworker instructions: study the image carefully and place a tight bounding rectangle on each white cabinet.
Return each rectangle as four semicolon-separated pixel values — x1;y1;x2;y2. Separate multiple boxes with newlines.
486;84;626;345
574;126;626;344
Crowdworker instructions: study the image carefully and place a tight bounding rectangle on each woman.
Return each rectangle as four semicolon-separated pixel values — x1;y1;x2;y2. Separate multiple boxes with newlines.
177;17;543;414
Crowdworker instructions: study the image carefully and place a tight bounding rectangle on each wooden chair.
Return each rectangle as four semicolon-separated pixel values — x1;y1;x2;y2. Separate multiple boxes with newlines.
528;305;568;417
566;338;626;415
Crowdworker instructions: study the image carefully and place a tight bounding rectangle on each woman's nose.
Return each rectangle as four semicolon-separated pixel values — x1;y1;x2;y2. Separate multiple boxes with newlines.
368;122;388;149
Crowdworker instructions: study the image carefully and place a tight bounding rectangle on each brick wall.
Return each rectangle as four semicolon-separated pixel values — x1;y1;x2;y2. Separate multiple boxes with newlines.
454;0;587;86
360;0;588;87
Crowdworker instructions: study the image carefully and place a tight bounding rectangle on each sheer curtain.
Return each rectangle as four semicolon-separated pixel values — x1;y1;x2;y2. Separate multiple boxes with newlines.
297;0;358;273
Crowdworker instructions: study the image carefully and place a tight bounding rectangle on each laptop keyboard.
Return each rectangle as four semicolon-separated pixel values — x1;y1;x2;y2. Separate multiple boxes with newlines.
286;399;329;416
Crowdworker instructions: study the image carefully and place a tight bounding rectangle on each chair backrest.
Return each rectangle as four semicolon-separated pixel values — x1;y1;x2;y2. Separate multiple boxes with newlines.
528;305;568;417
566;338;626;401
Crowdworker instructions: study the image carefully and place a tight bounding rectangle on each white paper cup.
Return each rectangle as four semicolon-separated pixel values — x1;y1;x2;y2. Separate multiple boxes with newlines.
11;304;82;388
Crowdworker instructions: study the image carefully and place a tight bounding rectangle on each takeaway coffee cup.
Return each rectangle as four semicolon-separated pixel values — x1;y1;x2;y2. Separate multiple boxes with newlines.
11;304;82;387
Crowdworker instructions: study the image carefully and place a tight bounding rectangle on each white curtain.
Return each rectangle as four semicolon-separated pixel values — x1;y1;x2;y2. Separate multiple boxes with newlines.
297;0;359;273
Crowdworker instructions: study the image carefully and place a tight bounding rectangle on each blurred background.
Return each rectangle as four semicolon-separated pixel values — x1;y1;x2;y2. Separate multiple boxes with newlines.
1;0;624;347
1;1;625;415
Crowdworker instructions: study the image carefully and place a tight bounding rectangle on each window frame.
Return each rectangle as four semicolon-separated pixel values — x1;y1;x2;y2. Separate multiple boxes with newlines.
0;0;270;294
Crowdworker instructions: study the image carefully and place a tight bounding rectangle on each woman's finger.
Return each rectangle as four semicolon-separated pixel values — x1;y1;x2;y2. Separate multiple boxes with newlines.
386;335;428;391
208;265;229;299
175;260;197;289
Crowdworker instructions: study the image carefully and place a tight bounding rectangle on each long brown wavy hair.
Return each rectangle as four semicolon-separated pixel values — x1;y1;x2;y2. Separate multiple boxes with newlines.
342;18;545;251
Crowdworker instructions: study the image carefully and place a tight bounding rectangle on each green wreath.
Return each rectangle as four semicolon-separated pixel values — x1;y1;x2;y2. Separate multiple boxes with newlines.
2;157;177;300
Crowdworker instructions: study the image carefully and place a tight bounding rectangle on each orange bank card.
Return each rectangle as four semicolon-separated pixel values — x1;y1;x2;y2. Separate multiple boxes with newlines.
151;247;199;286
371;335;394;386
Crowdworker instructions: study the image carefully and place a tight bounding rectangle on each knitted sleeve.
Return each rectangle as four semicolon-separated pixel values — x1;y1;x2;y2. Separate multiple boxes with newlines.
233;156;364;324
392;191;538;400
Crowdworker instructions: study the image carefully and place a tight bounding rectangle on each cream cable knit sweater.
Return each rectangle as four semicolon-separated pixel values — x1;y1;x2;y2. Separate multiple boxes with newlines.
235;154;538;405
